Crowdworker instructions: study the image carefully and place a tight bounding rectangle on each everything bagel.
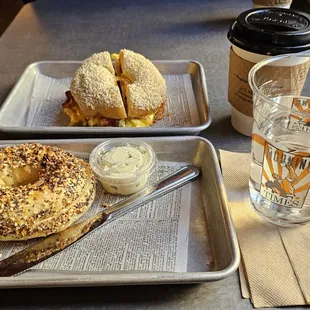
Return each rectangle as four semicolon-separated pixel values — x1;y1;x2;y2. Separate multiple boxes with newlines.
0;143;96;241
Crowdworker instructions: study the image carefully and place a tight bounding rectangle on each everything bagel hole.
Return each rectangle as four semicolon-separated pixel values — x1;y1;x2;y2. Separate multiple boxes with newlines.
1;166;41;187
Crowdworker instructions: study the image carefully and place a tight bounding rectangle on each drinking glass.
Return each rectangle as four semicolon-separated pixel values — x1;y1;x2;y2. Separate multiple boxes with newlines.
248;53;310;227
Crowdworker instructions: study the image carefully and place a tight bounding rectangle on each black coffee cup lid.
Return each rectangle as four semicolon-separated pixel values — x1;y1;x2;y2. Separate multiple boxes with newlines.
228;8;310;55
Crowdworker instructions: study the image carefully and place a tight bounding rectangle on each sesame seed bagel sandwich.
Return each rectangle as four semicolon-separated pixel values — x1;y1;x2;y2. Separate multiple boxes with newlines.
63;49;167;127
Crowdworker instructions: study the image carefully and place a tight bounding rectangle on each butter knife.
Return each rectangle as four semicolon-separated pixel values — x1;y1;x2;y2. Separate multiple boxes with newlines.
0;165;199;277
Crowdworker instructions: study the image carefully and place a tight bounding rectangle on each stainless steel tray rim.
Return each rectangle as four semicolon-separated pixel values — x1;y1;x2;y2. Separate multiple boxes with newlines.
26;59;206;65
0;126;208;134
198;137;240;274
0;269;239;289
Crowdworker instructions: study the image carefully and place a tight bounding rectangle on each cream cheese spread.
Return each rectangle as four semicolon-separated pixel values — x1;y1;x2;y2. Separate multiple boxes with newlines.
99;146;148;177
94;144;154;195
90;140;156;196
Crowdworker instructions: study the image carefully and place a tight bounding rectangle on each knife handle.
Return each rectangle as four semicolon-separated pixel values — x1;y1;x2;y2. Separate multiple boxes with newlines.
105;165;200;220
0;212;109;277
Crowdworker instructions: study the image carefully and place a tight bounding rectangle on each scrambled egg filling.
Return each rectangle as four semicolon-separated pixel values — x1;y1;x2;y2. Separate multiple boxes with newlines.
64;102;155;128
63;105;87;126
119;114;155;127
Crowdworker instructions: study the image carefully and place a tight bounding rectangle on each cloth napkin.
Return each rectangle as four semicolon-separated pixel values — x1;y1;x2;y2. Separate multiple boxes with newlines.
220;150;310;308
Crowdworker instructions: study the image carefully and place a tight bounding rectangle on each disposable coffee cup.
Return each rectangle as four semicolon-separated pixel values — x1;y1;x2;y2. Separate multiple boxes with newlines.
252;0;292;9
227;8;310;136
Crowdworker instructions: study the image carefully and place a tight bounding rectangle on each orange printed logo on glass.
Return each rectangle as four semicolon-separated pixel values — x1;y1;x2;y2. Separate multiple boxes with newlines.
288;98;310;133
260;144;310;208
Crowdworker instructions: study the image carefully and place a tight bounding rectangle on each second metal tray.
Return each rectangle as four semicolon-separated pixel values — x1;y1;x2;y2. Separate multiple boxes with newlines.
0;60;210;137
0;136;238;288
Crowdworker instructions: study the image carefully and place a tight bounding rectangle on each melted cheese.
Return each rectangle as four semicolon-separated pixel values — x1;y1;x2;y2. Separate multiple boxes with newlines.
111;53;119;62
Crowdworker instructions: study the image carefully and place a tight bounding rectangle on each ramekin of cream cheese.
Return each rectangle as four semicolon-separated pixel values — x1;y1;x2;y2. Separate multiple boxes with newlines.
89;140;156;195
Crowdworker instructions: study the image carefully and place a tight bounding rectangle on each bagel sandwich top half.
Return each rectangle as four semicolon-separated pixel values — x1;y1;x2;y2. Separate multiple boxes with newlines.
63;49;166;127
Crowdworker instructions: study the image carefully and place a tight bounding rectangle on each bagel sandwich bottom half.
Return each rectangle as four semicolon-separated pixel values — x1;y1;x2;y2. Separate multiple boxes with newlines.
62;49;167;127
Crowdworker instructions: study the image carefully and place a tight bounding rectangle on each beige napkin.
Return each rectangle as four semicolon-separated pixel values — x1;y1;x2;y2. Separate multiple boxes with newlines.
220;150;310;308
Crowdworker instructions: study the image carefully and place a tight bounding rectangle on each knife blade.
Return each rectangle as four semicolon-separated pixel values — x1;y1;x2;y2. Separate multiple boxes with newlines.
0;165;199;277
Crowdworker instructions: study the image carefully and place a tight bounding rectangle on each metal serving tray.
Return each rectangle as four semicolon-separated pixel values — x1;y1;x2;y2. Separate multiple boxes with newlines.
0;136;239;288
0;60;210;137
